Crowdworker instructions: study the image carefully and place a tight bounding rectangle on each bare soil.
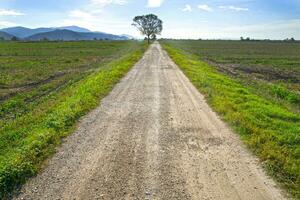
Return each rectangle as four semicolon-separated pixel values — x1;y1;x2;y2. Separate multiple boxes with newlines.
14;42;286;200
205;59;300;83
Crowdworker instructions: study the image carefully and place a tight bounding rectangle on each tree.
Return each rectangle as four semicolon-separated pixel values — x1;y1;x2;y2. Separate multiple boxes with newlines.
284;37;296;42
132;14;163;44
151;34;157;40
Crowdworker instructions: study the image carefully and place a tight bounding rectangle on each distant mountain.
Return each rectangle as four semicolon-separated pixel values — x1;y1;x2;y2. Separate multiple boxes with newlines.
26;29;82;41
81;32;128;40
0;27;53;38
57;26;91;33
121;34;135;40
26;29;129;41
0;26;130;41
0;31;15;40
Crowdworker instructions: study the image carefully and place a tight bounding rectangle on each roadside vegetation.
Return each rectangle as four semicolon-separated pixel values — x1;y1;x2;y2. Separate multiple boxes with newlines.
161;40;300;198
0;40;146;198
163;40;300;114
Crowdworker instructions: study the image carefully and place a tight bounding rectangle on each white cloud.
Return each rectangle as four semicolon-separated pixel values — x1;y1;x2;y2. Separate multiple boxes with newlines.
0;20;18;27
147;0;164;8
219;5;249;11
69;10;93;19
91;0;127;7
66;0;128;25
182;4;192;12
72;0;127;15
0;9;24;16
63;0;133;35
198;4;213;12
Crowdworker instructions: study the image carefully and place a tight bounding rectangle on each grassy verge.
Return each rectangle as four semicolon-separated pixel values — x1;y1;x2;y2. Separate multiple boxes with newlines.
0;41;140;121
0;43;147;198
162;43;300;198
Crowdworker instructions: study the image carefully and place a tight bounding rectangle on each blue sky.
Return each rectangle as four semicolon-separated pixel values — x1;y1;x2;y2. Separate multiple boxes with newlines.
0;0;300;39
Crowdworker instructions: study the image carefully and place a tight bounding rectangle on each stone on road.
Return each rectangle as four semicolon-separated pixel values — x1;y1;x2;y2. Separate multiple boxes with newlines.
14;42;285;200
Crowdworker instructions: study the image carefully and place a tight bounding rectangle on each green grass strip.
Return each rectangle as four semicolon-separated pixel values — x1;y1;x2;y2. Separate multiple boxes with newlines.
0;44;147;198
162;44;300;198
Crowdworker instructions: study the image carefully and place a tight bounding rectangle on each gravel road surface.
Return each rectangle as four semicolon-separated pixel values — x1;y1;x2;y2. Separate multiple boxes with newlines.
14;42;285;200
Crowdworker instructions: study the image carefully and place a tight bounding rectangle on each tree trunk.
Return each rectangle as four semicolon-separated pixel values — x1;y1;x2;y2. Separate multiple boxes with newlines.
147;35;150;44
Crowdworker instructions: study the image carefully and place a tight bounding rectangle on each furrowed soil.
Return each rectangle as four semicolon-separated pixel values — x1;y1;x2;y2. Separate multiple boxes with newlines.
14;42;285;200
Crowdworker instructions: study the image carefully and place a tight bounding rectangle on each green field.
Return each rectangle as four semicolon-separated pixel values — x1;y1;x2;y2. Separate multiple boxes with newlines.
161;40;300;198
163;40;300;113
0;41;143;119
0;41;146;198
1;39;299;198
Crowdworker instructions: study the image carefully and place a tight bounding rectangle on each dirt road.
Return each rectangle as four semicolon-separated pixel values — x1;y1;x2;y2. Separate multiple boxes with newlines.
14;42;285;200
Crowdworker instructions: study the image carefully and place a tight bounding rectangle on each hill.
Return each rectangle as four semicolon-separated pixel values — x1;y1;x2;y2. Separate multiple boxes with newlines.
0;31;15;40
0;26;91;38
25;29;128;41
0;26;130;41
0;27;53;38
26;29;83;41
58;26;91;33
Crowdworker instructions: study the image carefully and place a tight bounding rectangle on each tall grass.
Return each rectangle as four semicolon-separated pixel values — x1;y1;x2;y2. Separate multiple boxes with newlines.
162;43;300;198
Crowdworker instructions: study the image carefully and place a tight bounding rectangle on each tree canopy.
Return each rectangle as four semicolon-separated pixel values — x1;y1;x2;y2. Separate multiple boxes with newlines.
132;14;163;44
